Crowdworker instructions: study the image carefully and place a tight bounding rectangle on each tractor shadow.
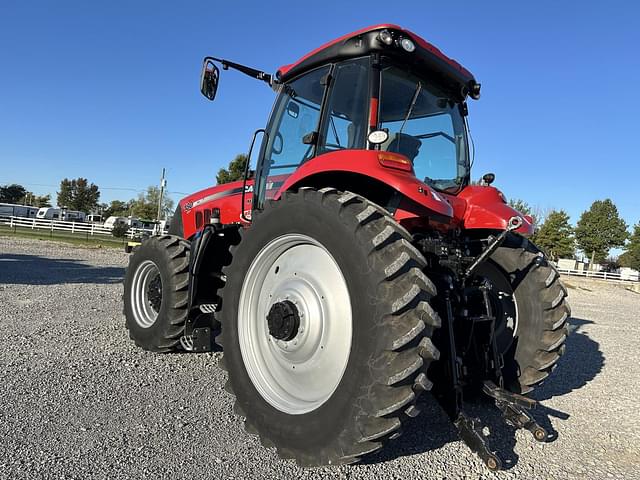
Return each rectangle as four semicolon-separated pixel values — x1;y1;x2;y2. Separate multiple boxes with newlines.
364;316;604;469
0;253;124;285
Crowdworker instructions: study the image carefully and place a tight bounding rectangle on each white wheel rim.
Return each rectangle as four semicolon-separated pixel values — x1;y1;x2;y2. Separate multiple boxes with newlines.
130;260;162;328
238;234;352;415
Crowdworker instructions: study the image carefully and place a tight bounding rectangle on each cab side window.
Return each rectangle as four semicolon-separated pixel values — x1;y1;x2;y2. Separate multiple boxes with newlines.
260;66;330;200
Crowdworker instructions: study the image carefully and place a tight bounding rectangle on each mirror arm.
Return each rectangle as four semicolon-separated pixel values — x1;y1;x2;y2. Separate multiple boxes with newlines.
205;56;273;86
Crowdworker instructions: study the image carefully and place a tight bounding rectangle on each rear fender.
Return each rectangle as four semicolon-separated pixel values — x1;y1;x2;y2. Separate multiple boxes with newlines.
276;150;454;219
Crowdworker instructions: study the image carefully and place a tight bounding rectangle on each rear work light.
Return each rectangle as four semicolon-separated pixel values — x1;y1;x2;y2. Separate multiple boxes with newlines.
378;29;394;45
377;152;413;172
399;37;416;52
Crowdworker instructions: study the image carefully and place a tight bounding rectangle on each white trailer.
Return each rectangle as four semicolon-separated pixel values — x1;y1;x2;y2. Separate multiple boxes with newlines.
0;203;39;218
36;207;86;221
104;216;128;229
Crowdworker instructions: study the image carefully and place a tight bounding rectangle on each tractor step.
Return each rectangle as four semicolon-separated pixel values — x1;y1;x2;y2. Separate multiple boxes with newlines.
179;327;213;352
198;303;217;314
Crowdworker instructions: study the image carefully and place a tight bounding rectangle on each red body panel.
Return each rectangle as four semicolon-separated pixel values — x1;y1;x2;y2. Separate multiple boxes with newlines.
443;186;534;235
178;159;532;238
275;150;454;219
179;180;252;239
277;24;473;80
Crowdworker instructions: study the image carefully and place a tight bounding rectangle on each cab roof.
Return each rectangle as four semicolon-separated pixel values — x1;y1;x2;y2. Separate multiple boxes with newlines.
276;24;477;99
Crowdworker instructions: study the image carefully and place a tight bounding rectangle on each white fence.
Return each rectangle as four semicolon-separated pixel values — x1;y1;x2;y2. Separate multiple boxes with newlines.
0;215;158;240
557;268;639;283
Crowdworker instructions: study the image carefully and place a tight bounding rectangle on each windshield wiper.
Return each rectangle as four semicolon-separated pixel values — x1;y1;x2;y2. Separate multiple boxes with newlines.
416;131;456;143
399;82;422;136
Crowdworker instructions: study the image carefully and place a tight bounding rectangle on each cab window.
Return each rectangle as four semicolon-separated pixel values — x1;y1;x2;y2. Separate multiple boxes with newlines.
318;57;369;154
259;66;330;202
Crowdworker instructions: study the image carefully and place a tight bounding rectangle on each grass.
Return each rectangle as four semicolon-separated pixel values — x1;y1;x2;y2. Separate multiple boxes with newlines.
0;223;125;249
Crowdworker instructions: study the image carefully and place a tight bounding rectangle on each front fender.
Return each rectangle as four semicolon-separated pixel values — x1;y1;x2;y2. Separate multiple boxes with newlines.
446;186;534;235
276;150;454;219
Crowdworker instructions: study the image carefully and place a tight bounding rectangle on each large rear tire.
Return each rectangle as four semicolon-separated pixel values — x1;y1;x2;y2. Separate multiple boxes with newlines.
123;235;190;352
218;188;441;466
488;234;570;394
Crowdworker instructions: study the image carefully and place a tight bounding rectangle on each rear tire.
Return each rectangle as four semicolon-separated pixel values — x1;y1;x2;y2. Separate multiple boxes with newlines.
218;188;441;466
489;234;570;394
123;235;190;352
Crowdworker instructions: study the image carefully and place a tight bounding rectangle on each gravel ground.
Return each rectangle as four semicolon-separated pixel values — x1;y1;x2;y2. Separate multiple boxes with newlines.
1;236;639;479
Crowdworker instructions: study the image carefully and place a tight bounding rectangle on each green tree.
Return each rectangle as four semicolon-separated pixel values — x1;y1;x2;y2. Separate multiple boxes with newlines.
111;223;129;238
0;184;27;203
619;223;640;271
19;192;51;207
130;186;174;221
57;178;100;212
533;210;575;260
575;199;628;263
216;154;248;185
508;198;532;217
102;200;130;219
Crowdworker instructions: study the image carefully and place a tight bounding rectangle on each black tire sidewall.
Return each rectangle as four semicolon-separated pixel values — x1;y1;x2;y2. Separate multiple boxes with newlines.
490;245;547;392
123;237;186;349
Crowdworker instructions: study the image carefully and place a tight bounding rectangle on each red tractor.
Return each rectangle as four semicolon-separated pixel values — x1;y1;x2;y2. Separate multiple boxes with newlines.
123;24;569;469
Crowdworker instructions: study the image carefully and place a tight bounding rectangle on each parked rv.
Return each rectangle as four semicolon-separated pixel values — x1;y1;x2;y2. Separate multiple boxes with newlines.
0;203;39;218
87;214;103;222
104;216;127;229
36;207;86;222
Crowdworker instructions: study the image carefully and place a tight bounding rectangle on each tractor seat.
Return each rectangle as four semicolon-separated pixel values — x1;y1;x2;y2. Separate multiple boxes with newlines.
382;133;421;162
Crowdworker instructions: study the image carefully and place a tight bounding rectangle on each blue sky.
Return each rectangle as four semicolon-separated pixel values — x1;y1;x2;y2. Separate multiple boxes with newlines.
0;0;638;229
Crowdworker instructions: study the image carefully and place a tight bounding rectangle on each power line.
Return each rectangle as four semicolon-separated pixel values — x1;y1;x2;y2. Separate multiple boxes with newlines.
0;180;189;196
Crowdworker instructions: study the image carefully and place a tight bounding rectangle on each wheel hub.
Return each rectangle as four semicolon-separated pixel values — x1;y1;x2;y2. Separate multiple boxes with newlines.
267;300;300;341
147;274;162;313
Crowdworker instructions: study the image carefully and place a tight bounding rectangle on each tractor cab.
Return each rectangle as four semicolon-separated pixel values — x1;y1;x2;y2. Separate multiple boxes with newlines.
201;25;481;218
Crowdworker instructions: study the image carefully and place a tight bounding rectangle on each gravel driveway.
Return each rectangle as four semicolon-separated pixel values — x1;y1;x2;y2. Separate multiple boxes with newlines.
1;237;638;479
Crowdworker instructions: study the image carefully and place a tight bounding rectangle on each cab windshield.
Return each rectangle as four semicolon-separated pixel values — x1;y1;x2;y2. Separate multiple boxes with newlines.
379;64;470;192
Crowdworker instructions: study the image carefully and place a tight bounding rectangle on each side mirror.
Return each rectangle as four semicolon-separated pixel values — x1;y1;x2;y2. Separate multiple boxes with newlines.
482;172;495;186
200;59;220;101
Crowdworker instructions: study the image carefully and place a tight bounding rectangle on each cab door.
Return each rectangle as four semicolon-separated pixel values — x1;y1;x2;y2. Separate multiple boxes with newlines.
253;65;330;210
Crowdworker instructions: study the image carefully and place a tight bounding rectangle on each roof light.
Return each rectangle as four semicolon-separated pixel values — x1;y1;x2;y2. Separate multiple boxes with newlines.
377;152;413;172
399;37;416;52
378;29;394;46
469;82;481;100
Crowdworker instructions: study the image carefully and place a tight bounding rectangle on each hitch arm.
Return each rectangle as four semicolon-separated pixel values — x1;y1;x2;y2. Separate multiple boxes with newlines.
464;216;523;279
483;381;548;442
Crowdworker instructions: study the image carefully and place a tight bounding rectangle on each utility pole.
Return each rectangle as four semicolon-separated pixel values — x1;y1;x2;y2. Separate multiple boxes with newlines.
156;168;166;223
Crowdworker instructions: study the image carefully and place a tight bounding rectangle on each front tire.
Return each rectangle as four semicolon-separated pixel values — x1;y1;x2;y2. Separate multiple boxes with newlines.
218;188;441;466
123;235;190;352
